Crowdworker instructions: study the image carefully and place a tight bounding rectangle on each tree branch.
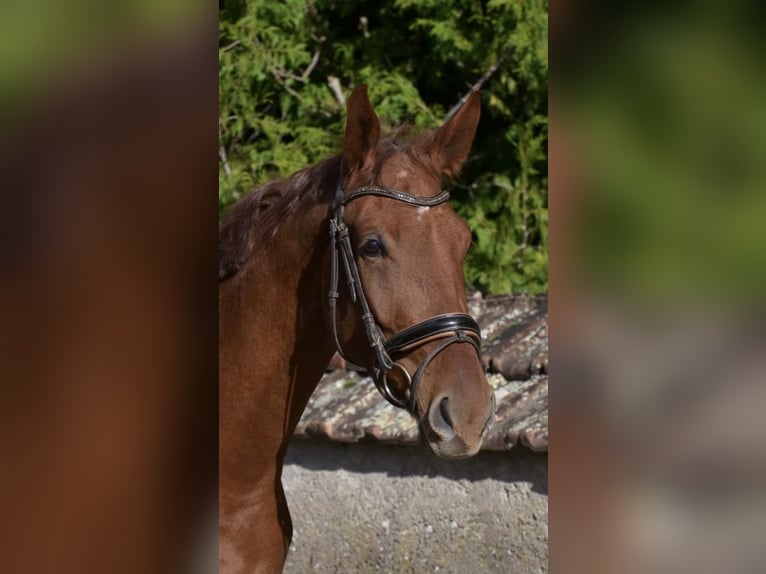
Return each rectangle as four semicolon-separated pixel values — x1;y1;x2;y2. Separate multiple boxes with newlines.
302;48;321;80
327;76;346;107
218;123;232;178
444;45;514;121
221;39;242;53
270;68;303;101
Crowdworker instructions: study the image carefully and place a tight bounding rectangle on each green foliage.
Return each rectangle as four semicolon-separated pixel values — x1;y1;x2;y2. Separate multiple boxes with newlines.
219;0;548;294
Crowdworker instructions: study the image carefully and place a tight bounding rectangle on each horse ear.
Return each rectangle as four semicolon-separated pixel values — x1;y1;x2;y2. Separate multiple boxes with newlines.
344;84;380;171
429;90;481;176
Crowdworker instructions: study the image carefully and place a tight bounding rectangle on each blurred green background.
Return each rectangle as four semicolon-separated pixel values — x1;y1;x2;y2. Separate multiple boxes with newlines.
218;0;549;295
560;1;766;305
553;4;766;573
0;0;201;123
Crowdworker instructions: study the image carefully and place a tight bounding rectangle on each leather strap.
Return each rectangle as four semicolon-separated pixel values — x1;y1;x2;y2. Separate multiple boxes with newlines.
328;178;482;413
408;331;482;412
384;314;481;355
334;186;450;209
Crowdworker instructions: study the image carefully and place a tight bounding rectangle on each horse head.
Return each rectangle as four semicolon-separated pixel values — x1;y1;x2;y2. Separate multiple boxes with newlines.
327;85;495;459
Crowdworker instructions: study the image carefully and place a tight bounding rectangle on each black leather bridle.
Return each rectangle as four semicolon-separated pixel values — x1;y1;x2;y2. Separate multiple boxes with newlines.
328;178;482;413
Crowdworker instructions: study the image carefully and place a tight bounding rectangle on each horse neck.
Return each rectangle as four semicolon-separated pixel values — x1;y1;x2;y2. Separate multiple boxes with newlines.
219;182;337;469
271;200;338;435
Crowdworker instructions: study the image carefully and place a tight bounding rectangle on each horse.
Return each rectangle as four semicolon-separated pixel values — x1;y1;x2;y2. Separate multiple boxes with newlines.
219;85;495;573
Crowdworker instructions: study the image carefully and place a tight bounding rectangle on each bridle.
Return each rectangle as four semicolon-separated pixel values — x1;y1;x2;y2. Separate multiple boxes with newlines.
328;177;482;414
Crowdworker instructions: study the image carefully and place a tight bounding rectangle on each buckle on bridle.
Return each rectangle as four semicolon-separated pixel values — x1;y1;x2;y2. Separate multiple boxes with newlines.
376;362;412;410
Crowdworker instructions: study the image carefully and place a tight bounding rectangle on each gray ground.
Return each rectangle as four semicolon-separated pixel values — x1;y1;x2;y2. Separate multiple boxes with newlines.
282;439;548;574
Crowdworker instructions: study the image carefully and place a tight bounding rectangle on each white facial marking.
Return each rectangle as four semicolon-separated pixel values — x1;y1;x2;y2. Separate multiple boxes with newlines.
396;168;411;179
417;206;430;221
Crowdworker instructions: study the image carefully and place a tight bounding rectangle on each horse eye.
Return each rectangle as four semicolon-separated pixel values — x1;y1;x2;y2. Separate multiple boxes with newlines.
361;237;386;257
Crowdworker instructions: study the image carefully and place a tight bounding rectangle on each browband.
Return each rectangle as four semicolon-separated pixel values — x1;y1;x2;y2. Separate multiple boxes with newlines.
332;185;451;209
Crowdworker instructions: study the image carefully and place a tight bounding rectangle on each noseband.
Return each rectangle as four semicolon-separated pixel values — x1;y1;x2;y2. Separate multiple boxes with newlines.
328;179;482;413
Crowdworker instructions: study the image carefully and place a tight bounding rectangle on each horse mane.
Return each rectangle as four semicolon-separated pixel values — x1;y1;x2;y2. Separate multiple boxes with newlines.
218;126;442;282
218;180;282;281
218;154;342;281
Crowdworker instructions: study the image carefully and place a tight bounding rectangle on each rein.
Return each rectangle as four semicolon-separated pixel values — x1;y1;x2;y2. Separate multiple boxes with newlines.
328;179;482;413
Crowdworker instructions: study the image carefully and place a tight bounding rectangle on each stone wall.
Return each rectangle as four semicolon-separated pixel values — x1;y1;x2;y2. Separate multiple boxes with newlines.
282;439;548;574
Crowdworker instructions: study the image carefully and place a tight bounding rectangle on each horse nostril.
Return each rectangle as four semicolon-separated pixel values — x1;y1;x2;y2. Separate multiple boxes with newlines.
428;395;456;439
439;397;453;429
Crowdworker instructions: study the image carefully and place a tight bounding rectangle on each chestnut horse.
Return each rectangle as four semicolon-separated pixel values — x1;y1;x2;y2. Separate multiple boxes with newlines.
219;85;495;573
